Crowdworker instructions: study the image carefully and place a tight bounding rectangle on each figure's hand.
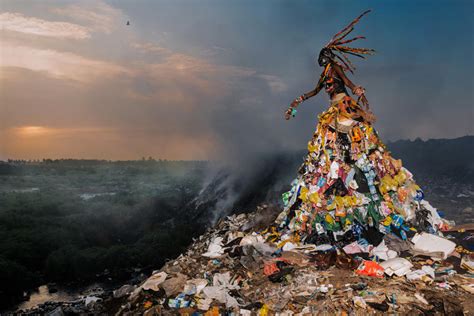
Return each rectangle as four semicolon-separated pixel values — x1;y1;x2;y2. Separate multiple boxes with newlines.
353;86;365;97
285;96;304;120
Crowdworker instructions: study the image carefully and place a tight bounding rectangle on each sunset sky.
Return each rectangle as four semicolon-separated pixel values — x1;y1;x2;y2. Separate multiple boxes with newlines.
1;0;473;161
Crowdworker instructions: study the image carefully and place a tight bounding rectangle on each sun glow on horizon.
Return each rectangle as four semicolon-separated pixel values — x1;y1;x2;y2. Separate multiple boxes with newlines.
15;126;51;137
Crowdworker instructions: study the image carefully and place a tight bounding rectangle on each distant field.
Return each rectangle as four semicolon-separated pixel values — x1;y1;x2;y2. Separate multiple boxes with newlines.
0;160;210;309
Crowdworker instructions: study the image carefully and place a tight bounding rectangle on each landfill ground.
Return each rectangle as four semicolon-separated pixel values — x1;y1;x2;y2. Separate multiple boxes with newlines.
18;205;474;316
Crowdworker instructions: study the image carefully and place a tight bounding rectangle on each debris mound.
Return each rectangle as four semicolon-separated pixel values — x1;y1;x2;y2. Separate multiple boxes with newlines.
115;205;473;315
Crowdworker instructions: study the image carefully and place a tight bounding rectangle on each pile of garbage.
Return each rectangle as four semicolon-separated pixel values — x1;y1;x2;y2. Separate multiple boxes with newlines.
115;205;473;315
278;119;454;247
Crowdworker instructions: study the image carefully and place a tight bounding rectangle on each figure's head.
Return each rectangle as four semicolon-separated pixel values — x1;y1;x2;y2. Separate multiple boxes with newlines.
318;48;334;67
318;10;374;72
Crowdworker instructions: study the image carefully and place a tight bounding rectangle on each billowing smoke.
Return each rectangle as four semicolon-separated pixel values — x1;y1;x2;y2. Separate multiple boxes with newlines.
189;136;474;226
189;150;305;224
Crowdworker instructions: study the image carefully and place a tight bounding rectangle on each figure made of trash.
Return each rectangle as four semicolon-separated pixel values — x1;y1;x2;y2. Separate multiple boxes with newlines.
278;10;449;246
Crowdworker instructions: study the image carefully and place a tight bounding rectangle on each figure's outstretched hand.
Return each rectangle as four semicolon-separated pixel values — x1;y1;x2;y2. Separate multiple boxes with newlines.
290;100;300;108
353;86;365;97
353;86;370;109
285;96;304;120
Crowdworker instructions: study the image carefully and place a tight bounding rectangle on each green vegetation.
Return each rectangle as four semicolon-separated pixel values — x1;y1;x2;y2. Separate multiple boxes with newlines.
0;160;209;308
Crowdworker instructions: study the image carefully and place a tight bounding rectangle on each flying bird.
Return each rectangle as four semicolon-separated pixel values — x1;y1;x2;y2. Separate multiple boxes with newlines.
126;21;130;26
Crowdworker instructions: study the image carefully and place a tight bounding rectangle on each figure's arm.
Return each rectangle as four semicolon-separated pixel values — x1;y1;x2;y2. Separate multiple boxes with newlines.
302;75;325;101
332;63;370;108
284;75;325;120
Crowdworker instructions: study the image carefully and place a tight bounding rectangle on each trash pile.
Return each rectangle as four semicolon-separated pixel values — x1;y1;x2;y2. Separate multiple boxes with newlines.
277;113;454;244
116;205;474;315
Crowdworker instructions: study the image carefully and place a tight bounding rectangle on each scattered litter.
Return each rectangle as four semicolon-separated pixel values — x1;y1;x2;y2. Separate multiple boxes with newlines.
161;273;187;296
202;272;240;308
141;271;167;291
461;255;474;273
202;236;226;258
460;284;474;294
371;240;398;261
414;293;429;305
353;296;367;309
113;284;136;298
84;296;101;307
183;278;208;295
356;260;384;278
412;232;456;259
379;258;413;277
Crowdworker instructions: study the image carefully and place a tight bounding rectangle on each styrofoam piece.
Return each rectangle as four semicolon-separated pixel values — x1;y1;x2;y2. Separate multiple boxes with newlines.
411;232;456;259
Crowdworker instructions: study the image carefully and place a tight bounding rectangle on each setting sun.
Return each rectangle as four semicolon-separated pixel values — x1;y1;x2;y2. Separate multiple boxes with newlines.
15;126;50;137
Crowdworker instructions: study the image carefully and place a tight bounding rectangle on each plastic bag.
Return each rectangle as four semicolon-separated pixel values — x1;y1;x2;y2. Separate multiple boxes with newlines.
356;260;384;278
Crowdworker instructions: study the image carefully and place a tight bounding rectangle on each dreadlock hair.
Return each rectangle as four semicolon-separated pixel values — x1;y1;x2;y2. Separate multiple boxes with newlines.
323;10;375;74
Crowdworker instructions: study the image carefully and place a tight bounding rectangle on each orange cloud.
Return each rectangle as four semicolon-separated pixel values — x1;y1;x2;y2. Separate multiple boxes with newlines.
162;53;256;77
1;42;131;82
137;53;257;102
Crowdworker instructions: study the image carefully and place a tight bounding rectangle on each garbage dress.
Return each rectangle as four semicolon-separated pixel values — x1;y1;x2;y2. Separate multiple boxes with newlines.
276;93;445;244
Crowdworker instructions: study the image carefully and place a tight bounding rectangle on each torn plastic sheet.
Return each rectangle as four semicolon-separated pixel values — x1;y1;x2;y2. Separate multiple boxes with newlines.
202;236;226;258
356;260;384;278
162;273;187;296
419;200;443;228
379;258;413;277
406;265;435;281
141;271;168;291
343;240;372;254
84;296;102;307
196;297;213;311
202;272;240;308
240;234;277;256
183;278;208;295
411;232;456;259
370;240;398;261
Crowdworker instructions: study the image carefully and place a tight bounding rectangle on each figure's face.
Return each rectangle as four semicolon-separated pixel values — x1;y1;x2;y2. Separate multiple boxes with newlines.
318;54;330;67
318;49;331;67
